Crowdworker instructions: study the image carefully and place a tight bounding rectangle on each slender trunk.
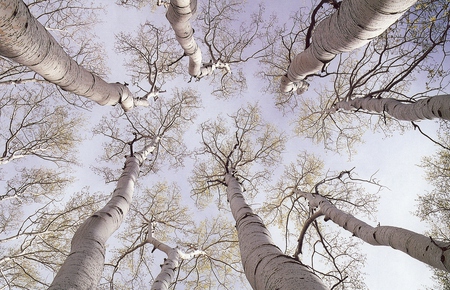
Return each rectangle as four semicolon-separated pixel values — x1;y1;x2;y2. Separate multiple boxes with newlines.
280;0;417;93
301;191;450;272
148;233;204;290
225;174;327;290
49;138;159;289
166;0;203;78
328;95;450;121
0;0;145;111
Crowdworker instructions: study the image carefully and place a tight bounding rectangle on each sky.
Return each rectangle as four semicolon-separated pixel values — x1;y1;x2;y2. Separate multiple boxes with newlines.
17;0;444;288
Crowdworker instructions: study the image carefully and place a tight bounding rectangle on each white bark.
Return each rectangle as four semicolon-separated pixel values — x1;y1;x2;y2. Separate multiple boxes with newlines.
166;0;215;79
280;0;417;93
328;95;450;121
225;174;327;290
0;0;147;111
49;138;159;289
301;191;450;272
147;231;204;290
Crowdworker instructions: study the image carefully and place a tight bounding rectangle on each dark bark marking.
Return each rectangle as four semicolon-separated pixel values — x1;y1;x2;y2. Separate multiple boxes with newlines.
426;245;429;251
373;232;376;240
105;212;112;217
441;254;445;263
438;110;442;117
13;8;18;17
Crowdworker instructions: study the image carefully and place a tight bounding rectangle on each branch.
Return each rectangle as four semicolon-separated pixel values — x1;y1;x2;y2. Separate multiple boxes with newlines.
294;210;324;259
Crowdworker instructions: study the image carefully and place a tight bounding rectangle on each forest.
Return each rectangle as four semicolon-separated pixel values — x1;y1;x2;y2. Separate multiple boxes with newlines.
0;0;449;289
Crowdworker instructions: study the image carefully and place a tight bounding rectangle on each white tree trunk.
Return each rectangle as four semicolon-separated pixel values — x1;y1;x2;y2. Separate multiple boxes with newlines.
328;95;450;121
148;231;204;290
166;0;205;78
301;191;450;272
225;174;327;290
0;0;146;111
49;138;159;289
280;0;417;93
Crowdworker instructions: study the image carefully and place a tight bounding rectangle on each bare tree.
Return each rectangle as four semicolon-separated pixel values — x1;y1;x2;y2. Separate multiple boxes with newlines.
49;137;159;289
115;22;181;101
290;0;450;153
0;185;103;288
92;88;200;182
279;0;417;94
0;0;148;111
191;105;328;289
299;185;449;272
261;153;378;289
101;183;246;289
0;86;83;165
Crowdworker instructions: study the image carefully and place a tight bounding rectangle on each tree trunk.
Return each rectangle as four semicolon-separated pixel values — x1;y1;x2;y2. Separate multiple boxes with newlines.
280;0;417;93
49;138;159;289
329;95;450;121
225;174;327;290
148;233;204;290
301;191;450;272
0;0;145;111
166;0;204;78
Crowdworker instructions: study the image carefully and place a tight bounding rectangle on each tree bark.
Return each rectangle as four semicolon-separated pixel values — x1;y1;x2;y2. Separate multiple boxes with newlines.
225;174;327;290
148;233;204;290
0;0;145;111
49;138;159;289
166;0;205;78
301;191;450;272
280;0;417;93
328;95;450;121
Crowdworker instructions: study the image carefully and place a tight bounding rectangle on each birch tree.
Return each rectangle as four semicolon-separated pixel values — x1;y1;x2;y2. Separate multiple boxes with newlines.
0;185;102;288
0;0;148;111
49;137;159;289
146;222;205;290
289;0;450;153
279;0;417;94
299;189;450;272
102;182;245;289
92;89;199;182
165;0;205;78
262;153;379;289
192;104;328;289
195;0;276;98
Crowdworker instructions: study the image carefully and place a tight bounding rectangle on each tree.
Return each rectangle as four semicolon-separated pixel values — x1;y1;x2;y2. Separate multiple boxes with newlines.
261;153;378;289
299;185;449;272
286;0;450;152
279;0;417;94
0;85;83;165
114;22;182;101
417;124;450;288
146;222;205;290
92;88;199;182
192;104;328;289
1;0;447;288
328;94;450;121
0;0;148;111
49;137;159;289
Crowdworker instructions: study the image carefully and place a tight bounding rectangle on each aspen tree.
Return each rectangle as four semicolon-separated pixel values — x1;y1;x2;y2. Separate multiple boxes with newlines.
0;0;147;111
49;138;159;289
300;190;450;272
280;0;417;94
328;95;450;121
